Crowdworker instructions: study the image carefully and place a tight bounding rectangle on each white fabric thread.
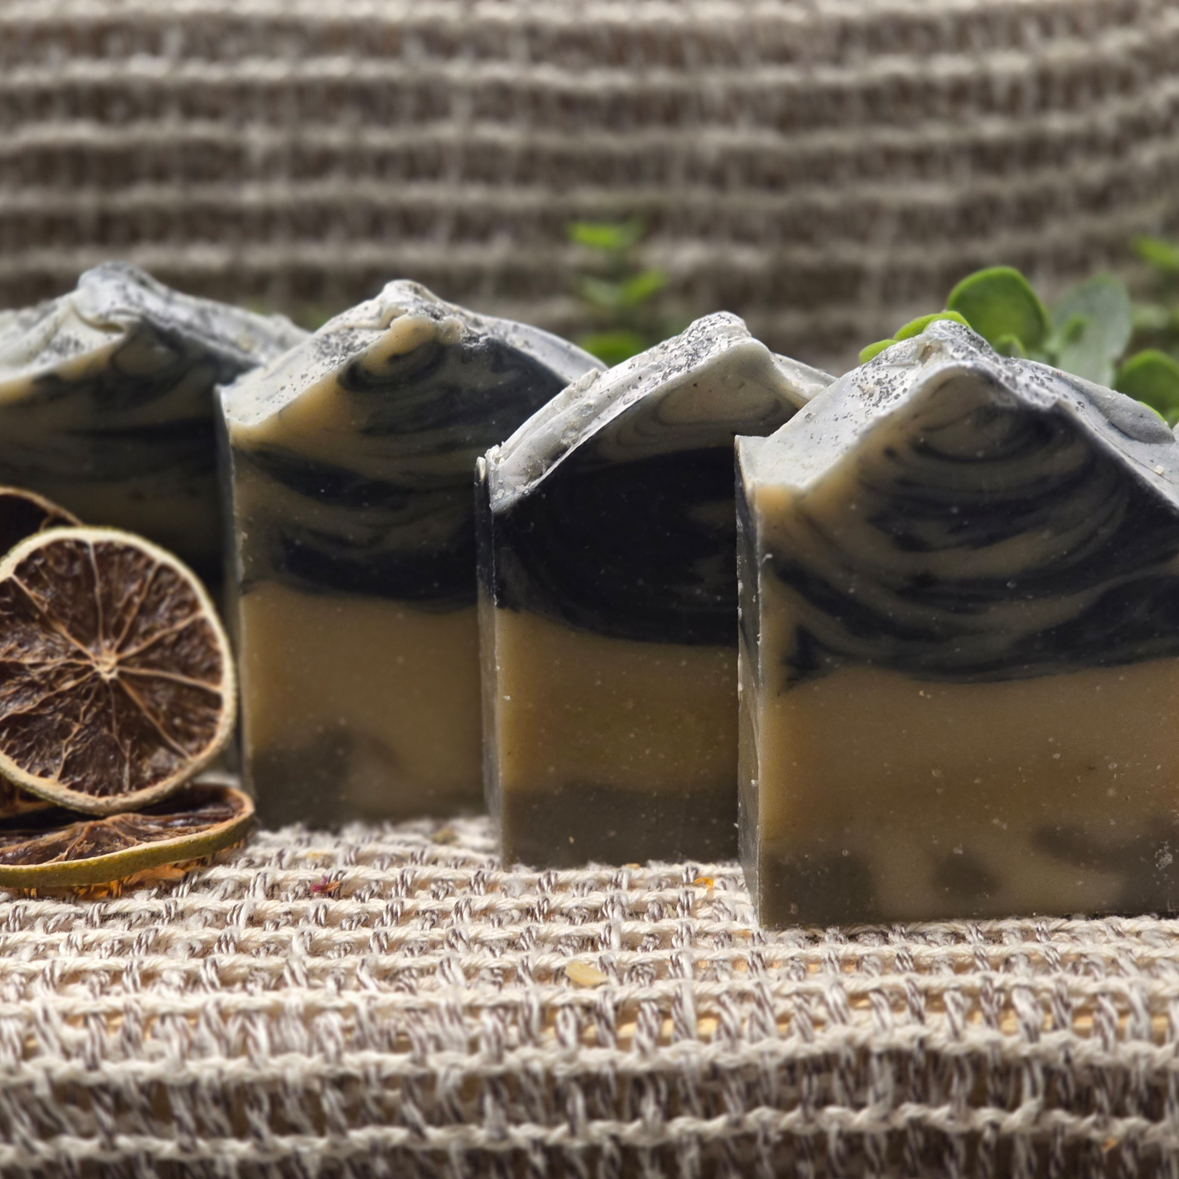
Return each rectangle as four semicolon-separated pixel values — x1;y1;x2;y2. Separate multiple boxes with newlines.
2;814;1179;1175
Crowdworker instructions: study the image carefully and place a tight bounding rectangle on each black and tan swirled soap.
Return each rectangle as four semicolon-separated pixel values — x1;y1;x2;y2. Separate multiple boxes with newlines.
737;319;1179;926
219;281;601;824
0;263;305;582
479;313;832;867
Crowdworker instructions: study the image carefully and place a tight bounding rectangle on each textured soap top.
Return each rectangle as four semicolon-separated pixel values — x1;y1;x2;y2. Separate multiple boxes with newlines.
487;311;832;508
0;261;305;382
742;319;1179;490
221;279;597;433
221;279;601;607
483;312;833;646
738;319;1179;682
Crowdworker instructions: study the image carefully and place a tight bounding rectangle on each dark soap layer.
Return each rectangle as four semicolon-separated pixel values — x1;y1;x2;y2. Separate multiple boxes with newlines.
757;823;1179;927
489;446;740;646
240;335;572;607
1;322;239;484
769;399;1179;684
501;781;737;868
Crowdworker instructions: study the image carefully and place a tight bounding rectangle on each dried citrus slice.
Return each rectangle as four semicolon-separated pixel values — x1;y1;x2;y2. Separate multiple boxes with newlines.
0;527;235;814
0;486;79;556
0;781;253;888
0;778;50;819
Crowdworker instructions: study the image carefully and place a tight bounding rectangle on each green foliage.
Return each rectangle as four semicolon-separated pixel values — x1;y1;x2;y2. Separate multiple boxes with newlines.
1129;235;1179;366
858;312;970;364
946;268;1050;354
1047;275;1134;387
857;240;1179;426
1115;350;1179;425
1133;234;1179;273
568;219;675;365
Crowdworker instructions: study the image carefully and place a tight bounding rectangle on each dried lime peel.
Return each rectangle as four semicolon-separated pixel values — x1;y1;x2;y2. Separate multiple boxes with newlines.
0;783;253;889
0;486;80;557
0;526;236;815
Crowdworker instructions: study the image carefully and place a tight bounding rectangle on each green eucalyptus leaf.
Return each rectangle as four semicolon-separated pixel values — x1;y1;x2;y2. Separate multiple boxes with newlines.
858;339;896;364
993;334;1027;359
568;219;645;253
576;329;649;366
574;276;628;312
619;269;668;306
1048;274;1132;386
1133;302;1174;333
1114;349;1179;420
892;311;971;341
1132;234;1179;273
946;266;1050;351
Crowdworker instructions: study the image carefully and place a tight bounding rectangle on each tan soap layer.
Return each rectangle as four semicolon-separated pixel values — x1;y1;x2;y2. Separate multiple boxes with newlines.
753;658;1179;924
491;607;737;796
239;582;483;824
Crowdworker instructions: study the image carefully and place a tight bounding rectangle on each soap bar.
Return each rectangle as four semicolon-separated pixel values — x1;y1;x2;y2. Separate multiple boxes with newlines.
0;263;304;582
737;319;1179;926
479;313;832;867
220;281;600;824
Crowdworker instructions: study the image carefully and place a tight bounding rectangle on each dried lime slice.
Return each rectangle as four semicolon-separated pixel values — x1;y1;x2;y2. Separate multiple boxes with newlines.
0;778;51;819
0;782;253;888
0;527;235;814
0;486;79;556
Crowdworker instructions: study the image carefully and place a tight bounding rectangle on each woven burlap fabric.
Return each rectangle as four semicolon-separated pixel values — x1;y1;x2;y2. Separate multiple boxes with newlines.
0;814;1178;1178
2;0;1179;369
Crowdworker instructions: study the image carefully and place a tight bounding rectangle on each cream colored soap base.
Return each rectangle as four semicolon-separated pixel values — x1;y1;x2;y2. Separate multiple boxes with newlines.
749;661;1179;924
489;607;738;865
240;583;484;824
736;320;1179;928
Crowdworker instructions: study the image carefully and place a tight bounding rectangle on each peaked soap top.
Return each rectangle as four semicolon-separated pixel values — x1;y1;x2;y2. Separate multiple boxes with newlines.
743;318;1179;494
739;320;1179;683
221;279;600;432
0;262;306;380
487;311;833;507
482;313;835;646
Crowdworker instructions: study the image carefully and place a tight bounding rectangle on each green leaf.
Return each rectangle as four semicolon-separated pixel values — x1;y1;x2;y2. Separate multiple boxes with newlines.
568;219;645;253
619;269;668;307
858;339;896;363
994;334;1027;359
576;330;649;366
1132;234;1179;273
1114;349;1179;420
1048;274;1133;386
1133;302;1174;333
575;276;629;312
892;311;971;341
946;266;1050;352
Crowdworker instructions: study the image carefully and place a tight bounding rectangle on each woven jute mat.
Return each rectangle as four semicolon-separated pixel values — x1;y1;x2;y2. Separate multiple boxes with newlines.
2;813;1178;1177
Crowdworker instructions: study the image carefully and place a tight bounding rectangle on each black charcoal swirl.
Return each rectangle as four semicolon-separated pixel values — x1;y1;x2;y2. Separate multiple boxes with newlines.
223;282;601;606
485;314;831;645
744;323;1179;685
0;263;305;578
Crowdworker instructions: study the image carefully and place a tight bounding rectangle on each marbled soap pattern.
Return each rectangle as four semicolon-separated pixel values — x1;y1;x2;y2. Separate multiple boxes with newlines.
737;320;1179;926
0;262;305;581
481;312;833;867
220;280;600;824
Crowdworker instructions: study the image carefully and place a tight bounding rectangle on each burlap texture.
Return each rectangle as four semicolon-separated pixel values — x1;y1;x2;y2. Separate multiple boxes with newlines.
1;814;1178;1177
5;4;1179;1174
1;0;1178;369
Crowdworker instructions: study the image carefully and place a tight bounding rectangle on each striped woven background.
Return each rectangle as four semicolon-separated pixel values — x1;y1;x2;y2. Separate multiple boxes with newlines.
1;0;1177;369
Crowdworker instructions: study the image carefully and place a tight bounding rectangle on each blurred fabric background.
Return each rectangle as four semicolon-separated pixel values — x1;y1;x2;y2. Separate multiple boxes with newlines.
2;0;1178;372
